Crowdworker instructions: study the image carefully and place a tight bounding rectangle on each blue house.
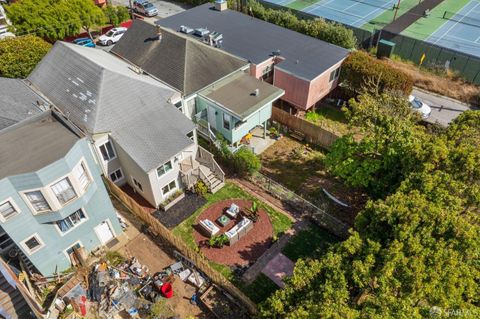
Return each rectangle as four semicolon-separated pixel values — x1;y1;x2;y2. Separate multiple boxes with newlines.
195;72;284;150
0;111;122;276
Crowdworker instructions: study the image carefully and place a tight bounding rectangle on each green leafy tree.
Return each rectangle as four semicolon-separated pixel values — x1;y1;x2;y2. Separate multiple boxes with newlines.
103;4;130;26
6;0;106;41
324;93;429;198
64;0;106;39
0;36;51;78
260;95;480;318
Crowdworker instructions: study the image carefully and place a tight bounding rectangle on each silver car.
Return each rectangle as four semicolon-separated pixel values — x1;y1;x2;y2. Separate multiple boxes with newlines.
133;0;158;17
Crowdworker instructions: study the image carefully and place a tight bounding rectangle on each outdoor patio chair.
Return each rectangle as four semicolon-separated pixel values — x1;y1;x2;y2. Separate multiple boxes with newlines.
199;219;220;237
225;203;240;218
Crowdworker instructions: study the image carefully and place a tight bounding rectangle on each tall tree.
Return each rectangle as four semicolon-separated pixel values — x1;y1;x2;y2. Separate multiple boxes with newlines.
260;103;480;318
6;0;106;41
324;93;430;198
0;36;51;78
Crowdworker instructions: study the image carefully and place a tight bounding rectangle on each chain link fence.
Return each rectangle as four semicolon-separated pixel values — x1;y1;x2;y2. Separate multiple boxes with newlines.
248;172;350;238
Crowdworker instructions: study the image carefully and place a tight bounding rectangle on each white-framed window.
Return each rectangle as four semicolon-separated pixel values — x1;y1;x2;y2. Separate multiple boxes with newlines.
21;234;45;255
51;177;77;205
329;67;341;82
110;168;124;182
187;131;194;140
157;161;173;178
99;141;116;161
73;162;90;191
223;113;231;130
162;180;177;195
174;101;183;112
56;209;87;234
24;191;51;213
0;199;20;222
132;178;143;192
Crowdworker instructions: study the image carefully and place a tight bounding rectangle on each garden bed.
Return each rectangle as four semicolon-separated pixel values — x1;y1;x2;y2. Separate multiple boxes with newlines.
304;104;350;136
154;192;207;229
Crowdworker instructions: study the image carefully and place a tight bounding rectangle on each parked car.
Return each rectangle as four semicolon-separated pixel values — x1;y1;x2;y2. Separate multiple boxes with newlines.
97;27;127;46
408;95;432;119
73;37;95;48
133;0;158;17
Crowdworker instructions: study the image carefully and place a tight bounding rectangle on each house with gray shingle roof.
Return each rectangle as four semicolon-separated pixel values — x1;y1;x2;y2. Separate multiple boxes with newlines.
111;20;285;152
0;78;48;130
28;42;224;208
158;2;350;112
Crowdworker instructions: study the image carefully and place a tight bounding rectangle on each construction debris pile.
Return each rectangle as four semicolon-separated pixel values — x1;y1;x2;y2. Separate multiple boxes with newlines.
50;255;208;318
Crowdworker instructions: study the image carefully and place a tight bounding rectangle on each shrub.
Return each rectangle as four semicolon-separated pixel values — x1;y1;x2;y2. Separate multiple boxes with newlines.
208;234;229;248
233;147;261;176
0;36;51;78
194;180;208;197
159;190;183;210
341;50;413;95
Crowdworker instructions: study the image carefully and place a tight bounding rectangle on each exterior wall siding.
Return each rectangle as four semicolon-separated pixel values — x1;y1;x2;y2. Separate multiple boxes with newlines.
306;61;344;108
273;69;310;110
196;96;271;145
0;139;122;276
250;58;275;79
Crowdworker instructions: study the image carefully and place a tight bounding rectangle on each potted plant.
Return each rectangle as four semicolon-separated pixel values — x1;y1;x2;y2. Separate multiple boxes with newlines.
208;234;229;248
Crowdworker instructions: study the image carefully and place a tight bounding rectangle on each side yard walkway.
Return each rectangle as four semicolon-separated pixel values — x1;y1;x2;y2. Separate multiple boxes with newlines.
242;220;310;284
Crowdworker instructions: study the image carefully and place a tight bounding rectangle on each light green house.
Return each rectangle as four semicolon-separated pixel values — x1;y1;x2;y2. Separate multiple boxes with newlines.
195;72;284;151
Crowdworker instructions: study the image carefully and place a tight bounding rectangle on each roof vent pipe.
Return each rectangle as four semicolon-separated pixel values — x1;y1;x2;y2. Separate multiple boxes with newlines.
254;89;259;96
156;25;162;41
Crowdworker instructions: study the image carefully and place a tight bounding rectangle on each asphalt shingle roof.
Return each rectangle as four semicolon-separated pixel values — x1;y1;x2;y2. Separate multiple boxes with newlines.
0;112;79;180
0;78;47;130
28;42;195;173
158;3;350;80
111;20;248;96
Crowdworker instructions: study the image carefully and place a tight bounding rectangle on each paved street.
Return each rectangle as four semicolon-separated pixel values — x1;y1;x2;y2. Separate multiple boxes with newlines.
110;0;189;20
412;88;478;126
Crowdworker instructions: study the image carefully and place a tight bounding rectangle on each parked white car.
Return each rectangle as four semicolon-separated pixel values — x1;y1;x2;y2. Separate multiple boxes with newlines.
408;95;432;119
97;27;127;46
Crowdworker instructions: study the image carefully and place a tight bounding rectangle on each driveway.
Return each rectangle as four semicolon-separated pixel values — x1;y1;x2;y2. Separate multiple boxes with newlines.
110;0;190;20
412;88;477;126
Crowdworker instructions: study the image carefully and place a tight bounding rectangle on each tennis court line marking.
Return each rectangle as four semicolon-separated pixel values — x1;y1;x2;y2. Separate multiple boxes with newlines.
350;0;396;26
305;0;369;21
432;1;480;45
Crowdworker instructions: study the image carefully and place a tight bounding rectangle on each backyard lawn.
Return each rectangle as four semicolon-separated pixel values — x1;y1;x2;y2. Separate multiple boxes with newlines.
260;136;368;225
304;104;350;136
172;182;293;281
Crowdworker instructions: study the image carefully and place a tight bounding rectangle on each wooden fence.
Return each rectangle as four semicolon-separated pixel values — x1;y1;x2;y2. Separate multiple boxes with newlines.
103;178;257;315
272;107;340;149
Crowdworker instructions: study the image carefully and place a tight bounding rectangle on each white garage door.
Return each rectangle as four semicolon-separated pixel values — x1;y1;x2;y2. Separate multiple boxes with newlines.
95;221;114;245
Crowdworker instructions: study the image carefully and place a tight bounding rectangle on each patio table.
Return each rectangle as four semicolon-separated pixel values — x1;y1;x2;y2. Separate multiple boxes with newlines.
217;215;231;227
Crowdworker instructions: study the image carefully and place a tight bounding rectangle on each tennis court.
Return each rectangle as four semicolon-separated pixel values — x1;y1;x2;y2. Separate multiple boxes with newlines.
264;0;398;28
425;0;480;57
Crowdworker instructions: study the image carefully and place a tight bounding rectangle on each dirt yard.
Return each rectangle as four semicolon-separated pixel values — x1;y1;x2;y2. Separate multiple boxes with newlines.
112;197;213;319
260;136;368;225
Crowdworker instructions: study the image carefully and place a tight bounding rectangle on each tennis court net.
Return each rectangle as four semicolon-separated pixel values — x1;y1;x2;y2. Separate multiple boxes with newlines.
443;10;480;28
350;0;396;10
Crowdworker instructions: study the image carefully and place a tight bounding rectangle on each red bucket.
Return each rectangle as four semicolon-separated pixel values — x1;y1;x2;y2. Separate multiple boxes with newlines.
161;283;173;298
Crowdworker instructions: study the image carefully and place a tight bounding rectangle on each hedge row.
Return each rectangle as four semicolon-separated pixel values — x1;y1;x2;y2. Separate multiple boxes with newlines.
341;51;414;95
244;1;356;49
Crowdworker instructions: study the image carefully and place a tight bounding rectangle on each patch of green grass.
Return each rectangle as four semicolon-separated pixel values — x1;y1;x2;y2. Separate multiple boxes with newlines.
282;224;340;261
210;261;235;281
238;273;279;304
172;182;293;252
305;105;350;136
